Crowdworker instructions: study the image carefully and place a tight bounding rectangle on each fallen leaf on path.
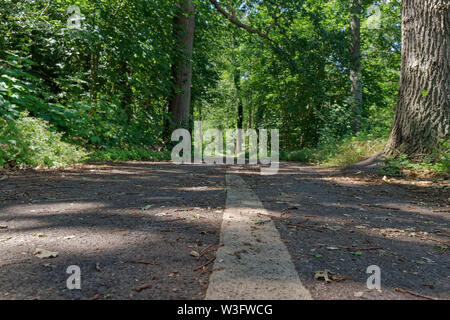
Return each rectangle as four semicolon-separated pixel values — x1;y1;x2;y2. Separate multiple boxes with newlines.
33;233;47;238
314;270;349;283
141;205;153;211
0;225;8;229
168;271;179;278
134;283;152;292
0;236;12;242
155;212;168;217
112;228;127;233
34;248;58;259
88;294;101;300
314;270;332;283
190;250;200;258
433;245;447;252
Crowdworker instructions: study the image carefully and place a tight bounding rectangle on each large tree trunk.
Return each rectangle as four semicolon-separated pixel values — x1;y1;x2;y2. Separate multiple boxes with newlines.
350;0;363;133
385;0;449;157
168;0;195;127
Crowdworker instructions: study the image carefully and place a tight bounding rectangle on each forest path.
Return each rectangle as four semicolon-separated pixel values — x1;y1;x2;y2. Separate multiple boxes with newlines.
206;174;311;300
0;162;448;300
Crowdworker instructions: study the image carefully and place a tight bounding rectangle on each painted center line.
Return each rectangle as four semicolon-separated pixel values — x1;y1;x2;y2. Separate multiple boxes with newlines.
205;173;312;300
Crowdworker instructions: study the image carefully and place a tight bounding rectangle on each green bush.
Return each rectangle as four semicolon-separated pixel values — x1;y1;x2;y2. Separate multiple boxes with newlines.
280;149;314;162
88;146;171;162
382;139;450;176
0;112;86;168
321;137;386;166
281;136;387;166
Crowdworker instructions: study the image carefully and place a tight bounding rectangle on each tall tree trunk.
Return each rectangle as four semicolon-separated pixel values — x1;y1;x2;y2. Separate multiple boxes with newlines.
168;0;195;127
234;70;244;153
385;0;449;157
231;33;244;153
118;61;132;121
233;69;244;130
90;45;101;102
247;102;252;129
350;0;363;133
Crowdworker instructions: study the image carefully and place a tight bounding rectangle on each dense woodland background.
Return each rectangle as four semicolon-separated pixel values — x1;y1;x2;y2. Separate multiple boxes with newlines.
0;0;448;174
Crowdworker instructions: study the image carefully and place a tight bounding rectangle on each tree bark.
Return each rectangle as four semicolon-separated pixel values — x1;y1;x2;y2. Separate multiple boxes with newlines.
350;0;363;133
385;0;449;157
118;60;132;121
90;44;101;102
168;0;195;127
234;70;244;130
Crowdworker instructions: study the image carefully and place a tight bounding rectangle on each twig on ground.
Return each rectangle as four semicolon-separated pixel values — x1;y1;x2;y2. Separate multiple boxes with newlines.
199;244;224;258
395;288;438;300
88;294;101;300
193;257;216;271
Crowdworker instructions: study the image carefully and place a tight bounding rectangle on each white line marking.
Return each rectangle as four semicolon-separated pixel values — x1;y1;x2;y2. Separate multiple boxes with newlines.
205;173;312;300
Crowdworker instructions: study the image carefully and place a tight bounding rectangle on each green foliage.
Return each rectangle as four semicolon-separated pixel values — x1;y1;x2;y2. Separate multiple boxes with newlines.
281;133;387;166
88;146;170;162
198;0;400;152
382;140;450;176
320;137;386;166
0;53;45;120
0;113;86;168
1;0;404;168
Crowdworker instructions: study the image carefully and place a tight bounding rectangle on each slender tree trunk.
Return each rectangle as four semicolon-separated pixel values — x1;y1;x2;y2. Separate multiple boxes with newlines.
385;0;449;157
350;0;363;133
247;102;252;129
168;0;195;127
118;61;132;121
233;70;244;130
231;34;244;153
234;71;244;153
90;44;101;102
